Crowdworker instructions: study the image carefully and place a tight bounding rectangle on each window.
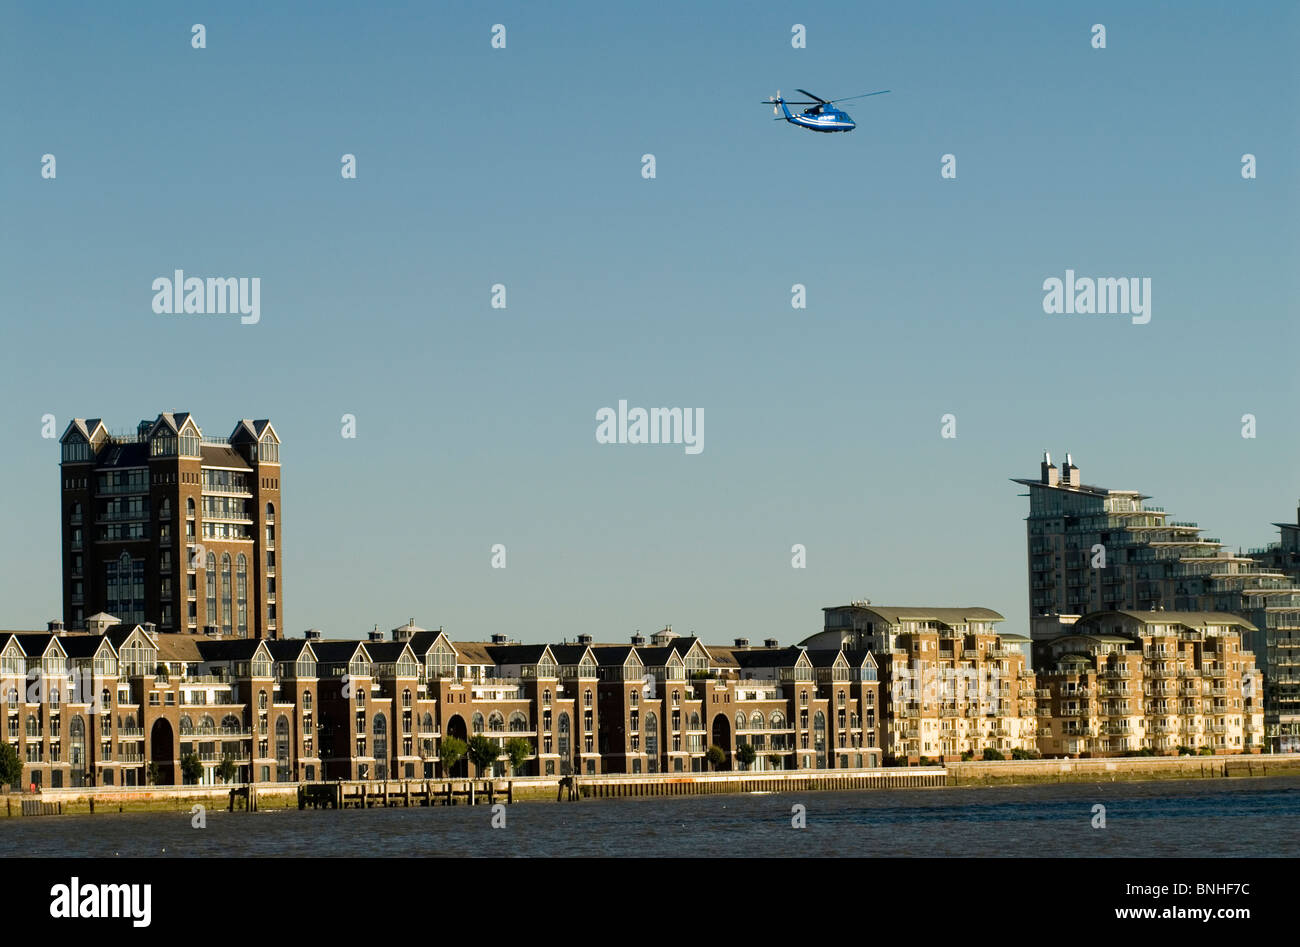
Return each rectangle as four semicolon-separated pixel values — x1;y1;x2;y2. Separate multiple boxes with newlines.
236;555;248;637
488;712;505;732
472;713;484;734
206;553;217;626
584;689;593;708
220;554;232;635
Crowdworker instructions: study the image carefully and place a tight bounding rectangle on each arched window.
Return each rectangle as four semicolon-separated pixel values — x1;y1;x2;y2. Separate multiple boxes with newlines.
180;715;194;735
508;712;528;732
236;555;248;637
302;692;313;712
401;689;412;709
558;713;570;759
629;689;639;708
220;553;232;634
735;712;745;731
421;712;433;731
125;713;137;730
26;715;39;737
672;690;680;706
488;712;505;732
275;715;291;779
7;688;17;709
373;713;387;762
100;688;110;711
472;713;484;734
258;691;268;711
799;691;808;706
186;497;195;516
266;502;275;520
199;714;215;735
690;712;701;730
837;690;846;708
645;712;658;764
584;689;593;708
769;711;785;730
205;552;217;626
221;714;241;734
751;711;764;730
542;689;551;706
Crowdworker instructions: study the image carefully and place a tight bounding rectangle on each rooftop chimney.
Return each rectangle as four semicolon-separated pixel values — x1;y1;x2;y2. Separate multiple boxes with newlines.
1041;451;1060;487
734;637;750;648
576;634;593;645
1063;452;1081;488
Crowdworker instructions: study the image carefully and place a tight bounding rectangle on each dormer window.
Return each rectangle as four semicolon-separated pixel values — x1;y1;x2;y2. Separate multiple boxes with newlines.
62;435;91;463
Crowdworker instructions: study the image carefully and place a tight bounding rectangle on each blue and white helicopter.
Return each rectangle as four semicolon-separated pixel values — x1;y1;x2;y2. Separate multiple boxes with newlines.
764;88;890;133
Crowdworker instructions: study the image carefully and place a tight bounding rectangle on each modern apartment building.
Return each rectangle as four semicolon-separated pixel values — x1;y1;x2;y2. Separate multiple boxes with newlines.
1013;454;1300;752
805;605;1036;761
1034;611;1265;757
59;414;282;638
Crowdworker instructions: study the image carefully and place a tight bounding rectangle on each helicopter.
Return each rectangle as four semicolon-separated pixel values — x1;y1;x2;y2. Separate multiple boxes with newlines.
763;88;890;133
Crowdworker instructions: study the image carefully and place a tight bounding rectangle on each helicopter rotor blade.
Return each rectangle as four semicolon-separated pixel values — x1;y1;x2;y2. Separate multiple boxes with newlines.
827;90;891;103
796;89;829;104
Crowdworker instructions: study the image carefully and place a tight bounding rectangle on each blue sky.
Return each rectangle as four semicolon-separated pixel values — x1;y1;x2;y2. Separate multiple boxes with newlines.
2;0;1296;641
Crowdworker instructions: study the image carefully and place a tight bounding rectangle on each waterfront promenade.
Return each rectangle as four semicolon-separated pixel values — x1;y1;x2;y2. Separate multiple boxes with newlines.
6;754;1300;818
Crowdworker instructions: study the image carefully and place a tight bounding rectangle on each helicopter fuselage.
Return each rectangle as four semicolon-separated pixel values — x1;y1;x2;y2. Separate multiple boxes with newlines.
786;104;855;132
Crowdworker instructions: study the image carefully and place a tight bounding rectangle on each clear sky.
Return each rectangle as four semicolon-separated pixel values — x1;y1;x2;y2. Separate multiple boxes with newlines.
2;1;1296;642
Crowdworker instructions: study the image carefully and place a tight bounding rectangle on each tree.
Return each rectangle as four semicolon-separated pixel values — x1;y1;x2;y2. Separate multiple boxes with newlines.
503;738;531;775
217;756;238;784
180;753;203;785
466;735;501;778
766;753;783;770
981;748;1005;761
705;745;726;771
0;741;22;789
735;744;756;770
440;737;468;776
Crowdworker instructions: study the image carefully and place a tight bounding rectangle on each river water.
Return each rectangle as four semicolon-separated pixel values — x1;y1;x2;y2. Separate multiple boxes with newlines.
5;775;1298;857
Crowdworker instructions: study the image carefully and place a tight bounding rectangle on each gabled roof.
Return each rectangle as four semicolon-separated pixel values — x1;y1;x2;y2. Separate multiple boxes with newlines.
486;643;552;666
265;640;316;662
365;641;418;666
549;644;596;665
731;646;808;670
60;418;106;444
630;645;682;667
806;648;847;668
407;629;454;656
106;625;155;652
230;419;279;444
195;639;272;663
590;645;641;667
309;640;372;664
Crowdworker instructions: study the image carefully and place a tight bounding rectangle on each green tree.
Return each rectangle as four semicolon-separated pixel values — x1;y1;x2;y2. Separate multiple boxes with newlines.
766;753;783;770
735;743;756;770
705;745;726;771
0;741;22;788
218;756;238;784
466;735;501;777
503;738;532;775
981;748;1005;761
440;736;468;776
180;753;203;785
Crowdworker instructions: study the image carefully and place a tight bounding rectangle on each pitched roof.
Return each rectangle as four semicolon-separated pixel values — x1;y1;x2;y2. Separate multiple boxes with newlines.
486;643;551;665
153;634;205;663
548;644;594;664
196;639;266;662
200;444;251;470
451;641;495;666
825;605;1006;625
